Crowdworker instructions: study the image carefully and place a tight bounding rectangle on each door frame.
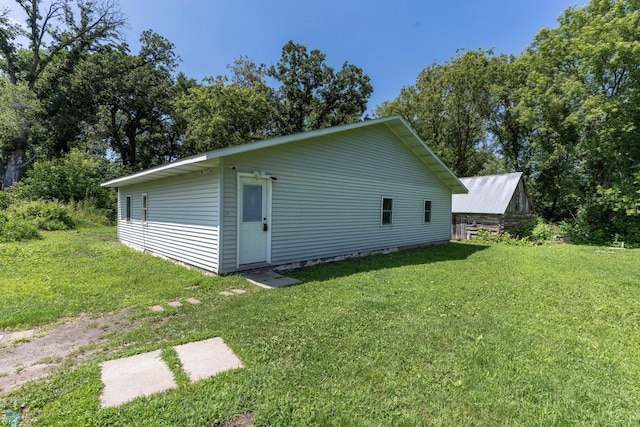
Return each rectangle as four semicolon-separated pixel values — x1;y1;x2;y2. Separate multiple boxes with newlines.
236;172;272;268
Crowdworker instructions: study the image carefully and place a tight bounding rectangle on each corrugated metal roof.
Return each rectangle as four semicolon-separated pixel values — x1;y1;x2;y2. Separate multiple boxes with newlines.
102;116;467;194
451;172;523;214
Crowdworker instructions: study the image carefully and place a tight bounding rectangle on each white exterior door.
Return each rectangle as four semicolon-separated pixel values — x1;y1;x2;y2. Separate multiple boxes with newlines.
238;176;270;265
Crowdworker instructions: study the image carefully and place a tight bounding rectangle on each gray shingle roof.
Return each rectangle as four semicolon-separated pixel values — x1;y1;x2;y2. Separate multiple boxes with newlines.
451;172;523;214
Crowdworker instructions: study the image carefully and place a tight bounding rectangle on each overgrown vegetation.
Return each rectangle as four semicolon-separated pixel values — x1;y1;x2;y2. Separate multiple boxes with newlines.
0;228;639;425
0;150;120;242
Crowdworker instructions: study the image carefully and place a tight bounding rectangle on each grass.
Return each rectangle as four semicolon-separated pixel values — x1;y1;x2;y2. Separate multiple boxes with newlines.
0;227;247;329
1;228;640;426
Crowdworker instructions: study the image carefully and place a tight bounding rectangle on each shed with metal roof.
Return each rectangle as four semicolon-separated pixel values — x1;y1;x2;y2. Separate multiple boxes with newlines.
451;172;534;240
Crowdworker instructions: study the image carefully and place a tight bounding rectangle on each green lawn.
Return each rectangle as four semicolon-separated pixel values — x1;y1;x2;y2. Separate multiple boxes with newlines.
1;228;640;426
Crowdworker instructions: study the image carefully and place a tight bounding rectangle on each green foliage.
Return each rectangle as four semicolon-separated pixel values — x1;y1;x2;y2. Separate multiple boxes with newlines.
0;0;125;186
377;0;640;245
176;41;374;155
69;201;114;227
514;217;556;241
473;229;534;246
0;79;42;152
0;199;112;242
174;77;272;155
376;49;500;177
520;0;640;241
0;211;41;242
267;41;373;135
9;149;123;213
8;200;74;230
85;31;181;170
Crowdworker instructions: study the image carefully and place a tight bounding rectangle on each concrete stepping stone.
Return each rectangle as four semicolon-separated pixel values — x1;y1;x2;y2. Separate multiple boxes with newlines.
149;305;164;312
100;350;177;408
186;298;201;305
230;289;246;294
173;337;243;382
243;271;301;288
167;301;182;308
219;291;235;296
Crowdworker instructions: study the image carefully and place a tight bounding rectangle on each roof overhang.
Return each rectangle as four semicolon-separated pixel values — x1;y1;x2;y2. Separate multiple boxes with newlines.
101;156;220;187
102;115;467;194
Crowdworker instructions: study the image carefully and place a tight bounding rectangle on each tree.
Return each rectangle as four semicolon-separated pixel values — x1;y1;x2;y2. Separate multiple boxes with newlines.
85;31;180;170
174;76;272;156
521;0;640;240
0;0;125;187
175;41;374;155
376;49;498;177
0;79;42;187
267;41;373;135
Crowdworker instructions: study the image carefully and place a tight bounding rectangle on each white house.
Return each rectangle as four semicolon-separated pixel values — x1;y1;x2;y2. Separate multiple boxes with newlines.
102;116;467;274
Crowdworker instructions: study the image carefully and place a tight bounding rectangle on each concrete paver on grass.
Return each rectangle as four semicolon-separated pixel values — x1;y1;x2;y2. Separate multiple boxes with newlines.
99;338;244;408
243;271;301;288
100;350;177;408
173;337;244;382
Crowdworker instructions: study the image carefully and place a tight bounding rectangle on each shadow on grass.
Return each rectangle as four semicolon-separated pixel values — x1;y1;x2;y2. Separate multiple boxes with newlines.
285;241;490;283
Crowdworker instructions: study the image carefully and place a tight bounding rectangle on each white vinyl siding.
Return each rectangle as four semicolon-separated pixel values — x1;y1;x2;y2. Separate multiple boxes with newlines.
117;169;220;272
220;123;451;273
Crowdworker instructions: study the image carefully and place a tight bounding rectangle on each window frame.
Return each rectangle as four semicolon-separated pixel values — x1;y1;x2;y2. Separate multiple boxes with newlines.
423;199;432;223
125;195;132;222
141;193;148;226
381;197;393;225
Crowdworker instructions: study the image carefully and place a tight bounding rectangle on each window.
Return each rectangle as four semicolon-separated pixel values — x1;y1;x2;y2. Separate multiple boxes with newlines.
424;200;432;223
142;193;148;225
381;197;393;225
125;195;132;222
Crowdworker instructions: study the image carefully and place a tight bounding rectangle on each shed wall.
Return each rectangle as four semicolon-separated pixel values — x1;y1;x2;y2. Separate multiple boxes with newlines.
117;169;220;272
220;124;452;273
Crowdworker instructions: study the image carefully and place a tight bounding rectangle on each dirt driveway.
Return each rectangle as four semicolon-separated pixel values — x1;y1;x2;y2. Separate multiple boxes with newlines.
0;310;136;395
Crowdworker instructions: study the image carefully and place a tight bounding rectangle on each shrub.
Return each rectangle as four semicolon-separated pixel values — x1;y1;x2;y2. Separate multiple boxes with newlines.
514;218;537;239
8;200;75;231
8;149;125;215
531;220;554;241
0;212;42;242
473;230;534;246
71;200;114;227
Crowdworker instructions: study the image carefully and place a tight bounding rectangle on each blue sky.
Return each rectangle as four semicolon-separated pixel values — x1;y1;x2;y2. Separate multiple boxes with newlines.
11;0;586;111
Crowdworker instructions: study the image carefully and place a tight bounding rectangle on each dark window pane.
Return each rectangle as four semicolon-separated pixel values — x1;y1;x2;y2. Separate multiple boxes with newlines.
382;198;393;211
424;200;431;223
126;197;131;221
382;211;392;224
243;184;263;222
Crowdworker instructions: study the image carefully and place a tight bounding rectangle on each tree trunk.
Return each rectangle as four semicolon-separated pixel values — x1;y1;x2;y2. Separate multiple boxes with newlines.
1;148;35;189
